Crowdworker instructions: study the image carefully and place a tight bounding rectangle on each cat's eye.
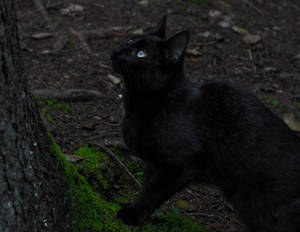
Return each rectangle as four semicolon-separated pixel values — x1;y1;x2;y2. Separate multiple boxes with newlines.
137;50;147;58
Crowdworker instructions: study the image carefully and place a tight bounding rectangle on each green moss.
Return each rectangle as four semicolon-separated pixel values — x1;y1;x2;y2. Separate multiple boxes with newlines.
49;138;205;232
35;96;71;114
41;108;56;124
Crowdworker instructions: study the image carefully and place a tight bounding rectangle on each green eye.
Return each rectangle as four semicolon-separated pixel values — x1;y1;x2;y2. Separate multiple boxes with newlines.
137;50;147;58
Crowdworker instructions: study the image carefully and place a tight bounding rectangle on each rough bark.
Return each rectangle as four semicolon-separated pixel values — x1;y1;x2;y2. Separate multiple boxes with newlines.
0;1;70;231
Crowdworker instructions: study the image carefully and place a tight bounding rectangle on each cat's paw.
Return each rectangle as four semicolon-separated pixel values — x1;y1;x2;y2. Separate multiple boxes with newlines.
117;205;142;226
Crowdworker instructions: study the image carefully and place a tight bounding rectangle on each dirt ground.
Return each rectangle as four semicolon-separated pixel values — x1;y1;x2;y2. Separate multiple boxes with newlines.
16;0;300;231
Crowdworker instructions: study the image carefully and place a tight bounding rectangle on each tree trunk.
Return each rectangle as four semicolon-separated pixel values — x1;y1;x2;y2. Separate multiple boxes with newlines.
0;1;70;231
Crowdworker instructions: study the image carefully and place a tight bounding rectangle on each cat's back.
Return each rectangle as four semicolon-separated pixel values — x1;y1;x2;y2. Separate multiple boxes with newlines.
196;81;294;136
196;81;300;174
196;81;300;184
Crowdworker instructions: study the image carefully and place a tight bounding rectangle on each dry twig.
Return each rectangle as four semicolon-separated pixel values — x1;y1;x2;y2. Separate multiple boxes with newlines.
90;142;142;189
184;212;216;218
70;26;132;55
33;0;56;29
242;0;263;15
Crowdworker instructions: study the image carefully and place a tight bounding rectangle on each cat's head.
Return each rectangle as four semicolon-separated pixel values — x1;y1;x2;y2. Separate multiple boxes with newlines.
111;15;189;94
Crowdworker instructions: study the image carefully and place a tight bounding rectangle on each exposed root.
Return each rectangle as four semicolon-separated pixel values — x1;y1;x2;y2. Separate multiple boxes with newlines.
32;89;115;101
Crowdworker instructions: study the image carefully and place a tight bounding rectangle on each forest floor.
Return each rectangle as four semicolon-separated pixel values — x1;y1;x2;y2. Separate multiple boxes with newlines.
17;0;300;231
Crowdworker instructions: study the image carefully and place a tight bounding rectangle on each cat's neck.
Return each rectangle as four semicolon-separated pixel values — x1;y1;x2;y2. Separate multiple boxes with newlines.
123;74;191;115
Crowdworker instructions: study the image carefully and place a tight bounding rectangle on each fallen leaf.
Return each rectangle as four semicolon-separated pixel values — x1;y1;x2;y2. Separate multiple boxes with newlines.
64;154;88;163
186;49;201;56
176;200;197;212
108;74;121;85
264;67;278;73
218;20;231;28
41;50;50;55
32;32;53;40
232;26;249;35
243;34;262;44
187;58;198;62
283;113;300;132
139;0;148;6
241;66;252;72
177;200;189;209
209;10;222;18
68;4;84;12
93;116;102;121
199;31;210;38
133;28;144;35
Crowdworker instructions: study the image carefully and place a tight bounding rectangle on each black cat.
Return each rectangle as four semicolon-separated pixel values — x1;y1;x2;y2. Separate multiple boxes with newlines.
111;15;300;232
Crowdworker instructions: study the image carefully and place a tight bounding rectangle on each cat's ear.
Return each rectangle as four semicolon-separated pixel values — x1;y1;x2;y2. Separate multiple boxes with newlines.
166;31;189;62
150;15;167;39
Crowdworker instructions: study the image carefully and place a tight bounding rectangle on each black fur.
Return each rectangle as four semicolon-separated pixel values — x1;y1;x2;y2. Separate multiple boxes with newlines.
111;16;300;231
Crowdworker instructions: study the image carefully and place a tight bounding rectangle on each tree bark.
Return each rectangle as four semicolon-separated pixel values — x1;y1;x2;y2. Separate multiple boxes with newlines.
0;1;70;231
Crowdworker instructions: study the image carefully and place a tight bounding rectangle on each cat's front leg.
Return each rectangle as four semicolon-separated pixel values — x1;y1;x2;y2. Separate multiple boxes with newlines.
117;166;191;226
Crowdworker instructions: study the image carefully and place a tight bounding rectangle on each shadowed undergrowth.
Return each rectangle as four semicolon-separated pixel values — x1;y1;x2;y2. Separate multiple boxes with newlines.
49;134;205;232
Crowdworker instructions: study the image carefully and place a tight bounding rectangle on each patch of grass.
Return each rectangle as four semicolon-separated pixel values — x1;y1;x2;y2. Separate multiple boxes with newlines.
35;96;71;114
128;160;144;183
49;140;205;232
189;0;215;4
67;36;76;50
190;0;207;4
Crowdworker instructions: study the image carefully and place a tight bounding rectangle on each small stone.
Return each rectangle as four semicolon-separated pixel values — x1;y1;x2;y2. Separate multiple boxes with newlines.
233;68;243;75
232;26;249;35
60;8;70;15
108;115;118;123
